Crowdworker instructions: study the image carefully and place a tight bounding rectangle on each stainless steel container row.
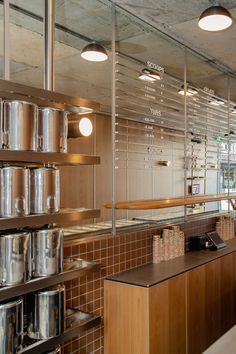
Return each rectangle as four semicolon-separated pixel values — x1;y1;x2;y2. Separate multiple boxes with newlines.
0;297;24;354
28;285;65;340
0;166;60;217
30;167;60;214
0;228;64;286
0;285;65;353
1;100;68;153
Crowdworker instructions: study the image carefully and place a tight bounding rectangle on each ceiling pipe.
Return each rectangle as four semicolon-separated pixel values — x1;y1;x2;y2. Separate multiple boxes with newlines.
44;0;55;91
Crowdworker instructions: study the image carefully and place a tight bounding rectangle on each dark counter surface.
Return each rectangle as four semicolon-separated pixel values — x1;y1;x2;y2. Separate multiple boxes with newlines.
106;238;236;288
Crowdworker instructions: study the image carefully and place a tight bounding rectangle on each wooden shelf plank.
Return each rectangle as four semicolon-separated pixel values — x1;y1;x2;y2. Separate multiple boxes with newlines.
0;78;100;113
0;260;101;302
104;194;236;210
19;313;101;354
0;150;100;166
0;208;100;230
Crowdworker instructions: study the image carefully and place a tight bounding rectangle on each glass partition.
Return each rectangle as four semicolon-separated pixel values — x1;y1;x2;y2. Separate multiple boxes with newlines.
55;0;113;234
1;0;235;236
186;49;229;215
9;0;44;87
114;5;186;229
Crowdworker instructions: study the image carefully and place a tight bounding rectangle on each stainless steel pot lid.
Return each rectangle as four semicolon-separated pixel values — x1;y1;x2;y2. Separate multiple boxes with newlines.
3;100;38;108
0;297;23;309
36;284;65;296
39;107;68;113
0;231;30;238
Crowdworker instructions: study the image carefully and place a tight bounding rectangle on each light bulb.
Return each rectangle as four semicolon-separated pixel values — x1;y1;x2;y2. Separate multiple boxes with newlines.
79;117;93;137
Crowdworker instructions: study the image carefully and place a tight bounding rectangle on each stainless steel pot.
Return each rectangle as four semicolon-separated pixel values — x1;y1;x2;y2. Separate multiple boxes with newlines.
0;166;30;217
0;231;31;286
3;100;38;151
38;107;68;153
0;297;24;354
30;167;60;214
44;346;61;354
32;228;63;277
28;284;65;339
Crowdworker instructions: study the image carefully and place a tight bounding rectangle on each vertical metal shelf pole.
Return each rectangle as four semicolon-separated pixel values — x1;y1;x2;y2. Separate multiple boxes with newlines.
184;47;188;221
111;3;116;236
3;0;10;80
44;0;55;91
227;75;230;214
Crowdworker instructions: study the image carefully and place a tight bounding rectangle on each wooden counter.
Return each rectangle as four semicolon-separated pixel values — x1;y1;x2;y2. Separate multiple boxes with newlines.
106;238;236;287
105;239;236;354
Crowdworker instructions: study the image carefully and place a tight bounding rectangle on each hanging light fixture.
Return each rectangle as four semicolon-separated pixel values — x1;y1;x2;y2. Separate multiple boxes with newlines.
81;42;108;62
178;85;198;96
138;68;161;82
198;3;233;32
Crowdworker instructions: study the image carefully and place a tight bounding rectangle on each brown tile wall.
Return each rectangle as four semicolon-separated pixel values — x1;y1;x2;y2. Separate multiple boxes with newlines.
61;217;217;354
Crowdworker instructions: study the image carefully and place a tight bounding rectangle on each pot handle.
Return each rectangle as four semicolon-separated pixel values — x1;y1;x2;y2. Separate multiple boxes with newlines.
15;197;26;216
47;195;56;212
2;103;9;148
38;135;43;151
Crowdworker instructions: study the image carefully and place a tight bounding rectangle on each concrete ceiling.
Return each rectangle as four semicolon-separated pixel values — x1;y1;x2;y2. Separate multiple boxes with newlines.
1;0;236;109
113;0;236;73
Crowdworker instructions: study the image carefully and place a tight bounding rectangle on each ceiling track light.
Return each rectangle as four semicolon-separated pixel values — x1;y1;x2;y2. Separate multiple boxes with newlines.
178;85;198;96
198;4;233;32
138;68;161;82
81;42;108;62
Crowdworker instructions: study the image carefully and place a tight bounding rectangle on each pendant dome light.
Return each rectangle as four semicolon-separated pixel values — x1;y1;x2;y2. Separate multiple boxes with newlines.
81;42;108;62
198;2;233;32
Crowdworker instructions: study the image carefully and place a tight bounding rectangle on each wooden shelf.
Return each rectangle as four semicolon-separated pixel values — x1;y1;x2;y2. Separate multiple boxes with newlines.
19;312;101;354
0;260;100;302
0;150;100;166
0;208;100;230
104;194;236;210
0;78;100;114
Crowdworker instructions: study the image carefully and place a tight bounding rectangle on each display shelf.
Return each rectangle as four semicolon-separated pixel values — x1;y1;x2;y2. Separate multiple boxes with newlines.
19;311;101;354
0;259;101;302
0;208;100;231
0;78;100;114
0;150;100;166
104;193;236;210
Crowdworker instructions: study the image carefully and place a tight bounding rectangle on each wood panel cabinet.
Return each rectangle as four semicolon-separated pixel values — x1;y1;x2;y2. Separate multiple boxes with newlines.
187;253;236;354
105;253;236;354
104;273;187;354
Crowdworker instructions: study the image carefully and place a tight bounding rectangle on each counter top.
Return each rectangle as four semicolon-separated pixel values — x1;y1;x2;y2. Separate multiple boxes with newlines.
106;238;236;287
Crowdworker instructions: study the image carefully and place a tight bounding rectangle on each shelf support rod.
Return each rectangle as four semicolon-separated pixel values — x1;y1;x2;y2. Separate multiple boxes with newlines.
44;0;55;91
3;0;10;80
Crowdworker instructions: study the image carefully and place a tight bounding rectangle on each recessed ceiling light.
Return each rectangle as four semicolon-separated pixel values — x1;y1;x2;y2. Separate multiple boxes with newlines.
81;42;108;62
138;68;161;82
198;5;233;32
